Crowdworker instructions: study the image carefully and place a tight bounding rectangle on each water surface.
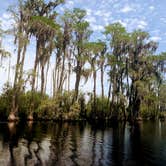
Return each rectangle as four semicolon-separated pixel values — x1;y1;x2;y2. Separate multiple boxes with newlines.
0;121;166;166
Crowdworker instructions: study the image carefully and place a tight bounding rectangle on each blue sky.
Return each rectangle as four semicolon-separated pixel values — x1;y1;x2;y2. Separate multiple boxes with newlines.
0;0;166;94
62;0;166;53
0;0;166;52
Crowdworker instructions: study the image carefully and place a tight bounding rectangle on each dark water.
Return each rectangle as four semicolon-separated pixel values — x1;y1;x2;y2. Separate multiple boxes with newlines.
0;121;166;166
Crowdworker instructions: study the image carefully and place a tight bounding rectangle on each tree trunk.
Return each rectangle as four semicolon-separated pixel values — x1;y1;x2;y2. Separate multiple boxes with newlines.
35;64;39;91
11;46;21;112
93;70;97;118
52;70;54;96
8;57;11;83
18;44;27;90
53;56;58;97
31;41;39;93
67;50;72;92
128;81;141;122
29;40;39;118
68;61;71;92
58;50;66;92
44;60;50;94
101;65;104;99
41;65;45;96
10;27;23;118
107;82;111;105
73;62;81;103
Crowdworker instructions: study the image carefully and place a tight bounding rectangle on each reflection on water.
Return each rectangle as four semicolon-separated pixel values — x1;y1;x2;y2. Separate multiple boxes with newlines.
0;121;166;166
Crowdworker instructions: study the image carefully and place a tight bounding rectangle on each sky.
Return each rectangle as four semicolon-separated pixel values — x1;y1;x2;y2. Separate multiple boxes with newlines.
0;0;166;95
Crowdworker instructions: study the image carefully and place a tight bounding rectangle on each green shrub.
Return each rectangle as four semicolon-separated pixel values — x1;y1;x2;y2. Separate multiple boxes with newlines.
0;83;13;120
86;96;110;119
35;91;81;120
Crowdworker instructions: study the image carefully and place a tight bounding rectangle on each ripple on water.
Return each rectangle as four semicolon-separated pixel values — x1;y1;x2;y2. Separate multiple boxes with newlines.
0;121;165;166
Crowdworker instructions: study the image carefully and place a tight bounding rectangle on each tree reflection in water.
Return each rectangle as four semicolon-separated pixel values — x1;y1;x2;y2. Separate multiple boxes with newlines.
0;121;165;166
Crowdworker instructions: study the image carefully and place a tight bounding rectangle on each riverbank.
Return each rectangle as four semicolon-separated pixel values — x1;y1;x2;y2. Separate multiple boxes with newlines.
3;114;166;124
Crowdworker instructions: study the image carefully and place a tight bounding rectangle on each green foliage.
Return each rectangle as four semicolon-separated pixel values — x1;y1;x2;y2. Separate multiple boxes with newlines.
36;98;59;120
0;83;48;120
159;83;166;111
72;8;87;21
0;83;13;120
86;96;110;119
104;23;126;35
19;91;48;116
31;16;60;31
36;91;81;120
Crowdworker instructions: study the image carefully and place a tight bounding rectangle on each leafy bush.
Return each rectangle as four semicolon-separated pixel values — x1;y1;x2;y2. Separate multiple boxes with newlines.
86;96;110;119
36;98;59;120
0;83;13;120
35;91;81;120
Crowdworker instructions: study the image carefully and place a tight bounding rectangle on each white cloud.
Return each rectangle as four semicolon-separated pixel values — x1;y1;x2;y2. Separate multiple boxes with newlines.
113;19;127;27
68;0;74;5
59;6;64;12
149;6;155;10
65;0;74;8
2;13;11;19
112;19;147;31
151;29;160;34
120;5;135;13
137;20;148;29
91;24;104;31
95;10;102;16
160;17;166;23
102;12;111;18
85;16;96;23
86;9;92;16
95;10;111;18
150;36;162;42
0;12;14;31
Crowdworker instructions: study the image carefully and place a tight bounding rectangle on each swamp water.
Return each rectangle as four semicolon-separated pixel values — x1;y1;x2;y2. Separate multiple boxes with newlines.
0;121;166;166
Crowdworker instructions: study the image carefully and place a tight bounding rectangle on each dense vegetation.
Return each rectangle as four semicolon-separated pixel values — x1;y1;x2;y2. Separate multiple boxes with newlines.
0;0;166;122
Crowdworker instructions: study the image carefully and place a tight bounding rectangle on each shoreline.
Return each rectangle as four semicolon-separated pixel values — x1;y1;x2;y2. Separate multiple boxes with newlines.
1;116;165;123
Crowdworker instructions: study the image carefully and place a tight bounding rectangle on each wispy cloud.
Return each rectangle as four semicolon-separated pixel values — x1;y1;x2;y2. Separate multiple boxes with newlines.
85;16;96;24
137;20;148;29
91;24;104;31
160;17;166;23
112;18;148;31
86;8;92;16
0;12;14;31
112;19;127;27
64;0;74;8
149;6;155;11
120;5;135;13
150;36;162;42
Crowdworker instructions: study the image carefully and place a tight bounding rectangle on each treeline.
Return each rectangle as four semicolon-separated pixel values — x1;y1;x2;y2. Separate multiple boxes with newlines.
0;0;166;122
